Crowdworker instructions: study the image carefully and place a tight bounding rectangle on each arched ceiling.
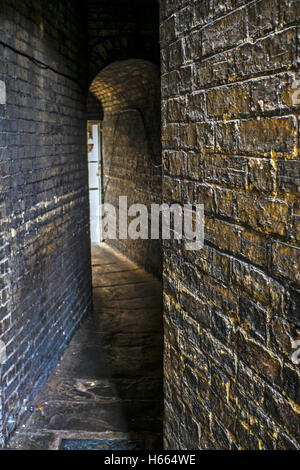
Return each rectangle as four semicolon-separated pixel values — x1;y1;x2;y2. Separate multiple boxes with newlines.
89;59;160;115
87;0;159;82
89;59;161;165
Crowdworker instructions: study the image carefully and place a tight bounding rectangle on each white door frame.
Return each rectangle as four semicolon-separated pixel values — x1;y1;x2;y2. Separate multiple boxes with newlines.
87;121;103;245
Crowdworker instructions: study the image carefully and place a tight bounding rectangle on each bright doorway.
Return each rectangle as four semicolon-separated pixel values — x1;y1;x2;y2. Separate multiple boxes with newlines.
87;121;102;244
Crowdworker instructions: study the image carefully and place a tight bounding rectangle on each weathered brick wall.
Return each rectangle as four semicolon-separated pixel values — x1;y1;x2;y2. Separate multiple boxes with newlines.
161;0;300;450
0;0;91;444
90;60;162;277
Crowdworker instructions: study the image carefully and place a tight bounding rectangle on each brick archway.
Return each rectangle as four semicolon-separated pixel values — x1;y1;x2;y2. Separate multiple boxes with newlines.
89;59;162;276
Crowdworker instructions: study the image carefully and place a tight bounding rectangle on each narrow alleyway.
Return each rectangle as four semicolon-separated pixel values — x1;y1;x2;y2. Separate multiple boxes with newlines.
7;245;163;450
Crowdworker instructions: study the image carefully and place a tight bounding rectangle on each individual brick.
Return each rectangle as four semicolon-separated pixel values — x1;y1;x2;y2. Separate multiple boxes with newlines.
236;330;282;386
183;30;202;62
176;5;193;37
287;289;300;326
247;158;275;193
180;288;212;330
203;154;247;188
177;65;193;93
211;308;232;342
214;186;237;219
270;316;300;361
163;177;181;206
179;123;198;149
196;122;215;150
277;160;300;194
212;0;251;17
211;249;232;284
271;242;300;284
211;418;231;449
236;360;266;406
169;39;185;70
201;329;237;377
186;152;204;181
248;0;279;40
180;180;195;203
250;76;279;113
293;200;300;242
279;0;300;25
239;295;269;341
232;258;286;313
161;48;169;75
160;15;176;46
237;194;290;237
202;8;247;57
206;83;251;119
209;390;237;438
215;121;238;153
206;217;241;254
168;96;187;122
282;364;300;407
194;182;215;213
162;123;179;148
238;116;298;157
278;72;300;108
166;151;187;177
193;0;214;27
194;49;236;89
240;229;268;268
187;92;206;122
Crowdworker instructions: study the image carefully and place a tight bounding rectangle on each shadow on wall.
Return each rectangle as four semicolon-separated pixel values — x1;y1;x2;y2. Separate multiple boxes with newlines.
89;59;162;278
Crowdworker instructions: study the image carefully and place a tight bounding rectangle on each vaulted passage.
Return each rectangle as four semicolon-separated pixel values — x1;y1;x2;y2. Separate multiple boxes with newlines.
1;0;300;452
89;58;162;276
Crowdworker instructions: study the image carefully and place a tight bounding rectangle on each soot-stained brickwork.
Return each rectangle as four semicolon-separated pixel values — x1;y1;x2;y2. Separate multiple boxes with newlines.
90;59;162;277
87;92;104;121
0;0;91;444
161;0;300;450
87;0;160;82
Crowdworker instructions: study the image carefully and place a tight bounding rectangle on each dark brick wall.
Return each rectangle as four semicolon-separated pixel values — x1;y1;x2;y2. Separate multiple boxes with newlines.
161;0;300;450
90;59;162;277
87;0;160;82
87;91;103;121
0;0;91;444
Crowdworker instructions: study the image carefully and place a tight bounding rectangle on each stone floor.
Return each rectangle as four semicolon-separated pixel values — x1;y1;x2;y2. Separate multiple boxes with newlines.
7;244;163;450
